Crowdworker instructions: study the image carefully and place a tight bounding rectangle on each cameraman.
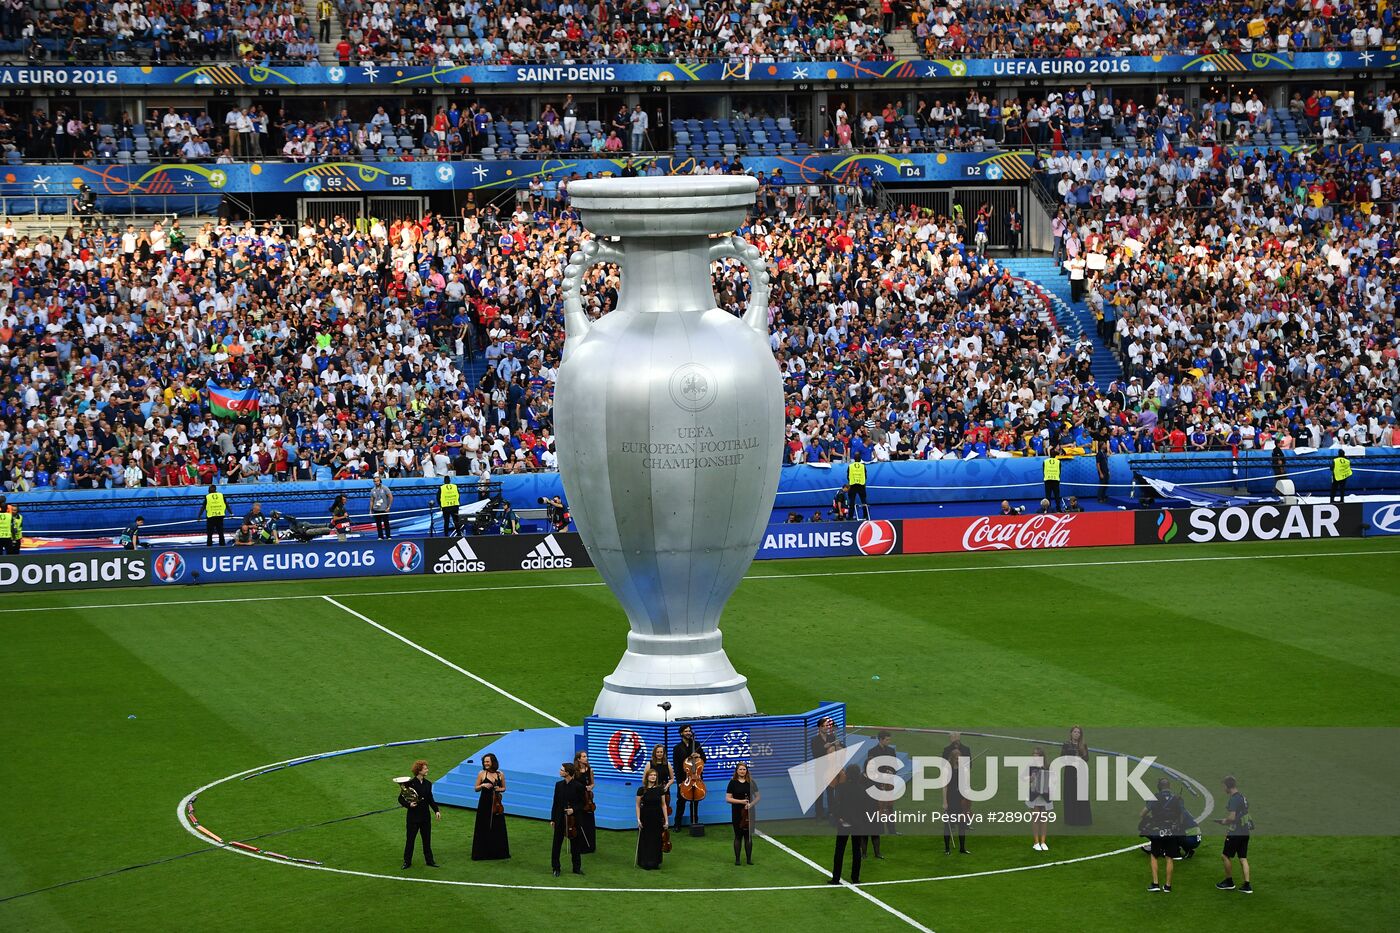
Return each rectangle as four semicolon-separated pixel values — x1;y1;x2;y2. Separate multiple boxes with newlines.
539;495;569;532
1139;777;1185;893
998;500;1025;516
832;484;852;521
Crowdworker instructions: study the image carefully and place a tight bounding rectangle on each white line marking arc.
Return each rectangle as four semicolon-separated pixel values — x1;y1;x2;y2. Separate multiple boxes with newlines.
175;735;1143;895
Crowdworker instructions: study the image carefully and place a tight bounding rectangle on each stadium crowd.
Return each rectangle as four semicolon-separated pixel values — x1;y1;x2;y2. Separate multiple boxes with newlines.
3;131;1397;494
909;0;1396;58
16;84;1400;166
1050;141;1399;453
9;0;1395;65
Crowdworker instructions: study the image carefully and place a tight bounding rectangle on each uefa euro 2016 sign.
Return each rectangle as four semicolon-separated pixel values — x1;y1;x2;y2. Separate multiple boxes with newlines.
554;176;784;722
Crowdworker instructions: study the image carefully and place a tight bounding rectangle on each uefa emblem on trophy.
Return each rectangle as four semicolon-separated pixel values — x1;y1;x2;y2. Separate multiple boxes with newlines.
554;176;783;720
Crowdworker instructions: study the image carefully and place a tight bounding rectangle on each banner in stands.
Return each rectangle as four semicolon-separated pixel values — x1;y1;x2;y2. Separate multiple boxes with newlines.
424;532;592;574
0;52;1383;87
0;550;150;593
148;539;427;584
1134;504;1364;545
755;519;902;559
1362;501;1400;536
901;511;1134;554
10;145;1400;207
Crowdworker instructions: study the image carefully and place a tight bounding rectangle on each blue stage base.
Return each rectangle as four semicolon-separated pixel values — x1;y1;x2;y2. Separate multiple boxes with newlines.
437;703;847;830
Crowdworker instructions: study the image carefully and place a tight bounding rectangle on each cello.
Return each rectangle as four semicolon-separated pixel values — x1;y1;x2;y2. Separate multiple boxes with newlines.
680;753;707;802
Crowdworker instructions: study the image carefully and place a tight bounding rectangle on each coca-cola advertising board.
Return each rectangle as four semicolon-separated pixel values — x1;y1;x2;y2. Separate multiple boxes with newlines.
902;512;1134;555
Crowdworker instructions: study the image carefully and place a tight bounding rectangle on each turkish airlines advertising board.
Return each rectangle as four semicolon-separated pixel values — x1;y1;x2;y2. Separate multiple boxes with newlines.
901;512;1135;555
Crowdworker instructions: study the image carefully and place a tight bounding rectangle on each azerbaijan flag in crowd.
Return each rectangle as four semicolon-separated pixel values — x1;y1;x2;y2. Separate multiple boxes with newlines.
206;380;260;419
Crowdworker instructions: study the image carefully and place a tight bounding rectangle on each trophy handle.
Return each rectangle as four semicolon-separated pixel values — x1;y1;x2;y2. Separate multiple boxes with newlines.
710;236;771;337
561;238;624;361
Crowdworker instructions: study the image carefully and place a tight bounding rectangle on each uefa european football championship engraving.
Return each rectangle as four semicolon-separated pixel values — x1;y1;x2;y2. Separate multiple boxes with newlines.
554;176;783;721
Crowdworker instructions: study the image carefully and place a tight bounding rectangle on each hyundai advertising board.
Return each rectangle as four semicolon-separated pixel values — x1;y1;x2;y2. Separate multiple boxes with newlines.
1363;501;1400;536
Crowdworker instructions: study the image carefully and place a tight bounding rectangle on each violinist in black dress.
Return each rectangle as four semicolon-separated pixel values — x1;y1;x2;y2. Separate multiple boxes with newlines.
471;753;510;861
573;750;597;854
636;768;668;870
726;762;760;865
1061;725;1093;826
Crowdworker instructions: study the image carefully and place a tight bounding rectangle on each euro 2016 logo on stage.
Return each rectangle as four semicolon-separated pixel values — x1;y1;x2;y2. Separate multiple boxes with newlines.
391;541;423;574
607;729;645;773
857;520;898;556
152;551;187;584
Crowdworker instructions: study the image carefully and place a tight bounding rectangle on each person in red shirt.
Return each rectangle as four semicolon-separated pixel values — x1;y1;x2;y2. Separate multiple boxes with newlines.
1169;426;1187;452
336;38;351;65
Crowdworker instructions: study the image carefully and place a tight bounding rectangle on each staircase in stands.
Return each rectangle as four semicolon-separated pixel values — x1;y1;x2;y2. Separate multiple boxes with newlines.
1002;256;1123;388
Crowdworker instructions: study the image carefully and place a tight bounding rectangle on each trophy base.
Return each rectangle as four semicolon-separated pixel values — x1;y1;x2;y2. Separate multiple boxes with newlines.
592;633;756;721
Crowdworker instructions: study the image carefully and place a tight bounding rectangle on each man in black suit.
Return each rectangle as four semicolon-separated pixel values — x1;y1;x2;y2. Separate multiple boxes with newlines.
671;725;706;829
550;762;587;876
829;764;866;884
400;759;441;869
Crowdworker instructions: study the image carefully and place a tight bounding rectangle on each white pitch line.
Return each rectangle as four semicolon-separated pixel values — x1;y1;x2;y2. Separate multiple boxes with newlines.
320;596;568;727
4;546;1397;615
758;831;935;932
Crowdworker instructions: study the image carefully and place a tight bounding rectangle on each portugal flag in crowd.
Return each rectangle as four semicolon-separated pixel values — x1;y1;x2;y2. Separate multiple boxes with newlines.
206;380;260;419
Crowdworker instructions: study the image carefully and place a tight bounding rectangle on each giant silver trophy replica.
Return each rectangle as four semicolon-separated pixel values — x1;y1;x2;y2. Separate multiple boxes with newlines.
554;176;783;721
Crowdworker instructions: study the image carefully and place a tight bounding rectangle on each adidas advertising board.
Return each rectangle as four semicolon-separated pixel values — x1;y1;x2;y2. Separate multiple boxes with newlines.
1135;503;1364;545
424;532;593;575
431;537;488;573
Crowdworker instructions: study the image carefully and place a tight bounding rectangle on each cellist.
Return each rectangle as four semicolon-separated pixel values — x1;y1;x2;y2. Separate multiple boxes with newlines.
671;724;707;829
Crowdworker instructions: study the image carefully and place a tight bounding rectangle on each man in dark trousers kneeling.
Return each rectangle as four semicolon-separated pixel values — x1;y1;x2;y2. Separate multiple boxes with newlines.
550;762;587;876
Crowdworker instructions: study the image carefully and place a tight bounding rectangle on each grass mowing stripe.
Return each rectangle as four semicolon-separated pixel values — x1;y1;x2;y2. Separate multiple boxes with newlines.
757;831;936;932
319;596;569;727
4;545;1398;616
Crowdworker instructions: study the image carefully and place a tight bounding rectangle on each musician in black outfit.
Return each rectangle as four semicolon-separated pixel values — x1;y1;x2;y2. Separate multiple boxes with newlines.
811;717;842;821
726;762;760;865
550;762;587;876
861;730;898;858
829;764;866;884
400;759;442;869
671;725;706;828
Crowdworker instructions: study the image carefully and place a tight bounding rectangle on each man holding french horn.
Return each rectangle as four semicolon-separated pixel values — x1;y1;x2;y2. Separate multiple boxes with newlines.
397;759;442;869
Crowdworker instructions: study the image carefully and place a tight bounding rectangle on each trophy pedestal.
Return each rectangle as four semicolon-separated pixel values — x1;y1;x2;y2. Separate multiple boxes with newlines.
593;630;756;721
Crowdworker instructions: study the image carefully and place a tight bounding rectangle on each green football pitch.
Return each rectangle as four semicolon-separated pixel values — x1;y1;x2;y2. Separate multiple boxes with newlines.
2;538;1398;933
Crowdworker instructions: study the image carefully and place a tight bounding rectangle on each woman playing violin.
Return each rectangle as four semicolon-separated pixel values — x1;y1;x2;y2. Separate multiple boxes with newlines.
726;762;760;865
573;749;597;854
471;753;510;860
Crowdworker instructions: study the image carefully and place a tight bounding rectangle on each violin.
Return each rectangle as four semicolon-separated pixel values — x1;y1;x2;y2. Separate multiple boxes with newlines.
492;782;505;817
584;782;597;814
661;818;673;853
566;807;578;839
680;753;707;802
739;802;750;832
